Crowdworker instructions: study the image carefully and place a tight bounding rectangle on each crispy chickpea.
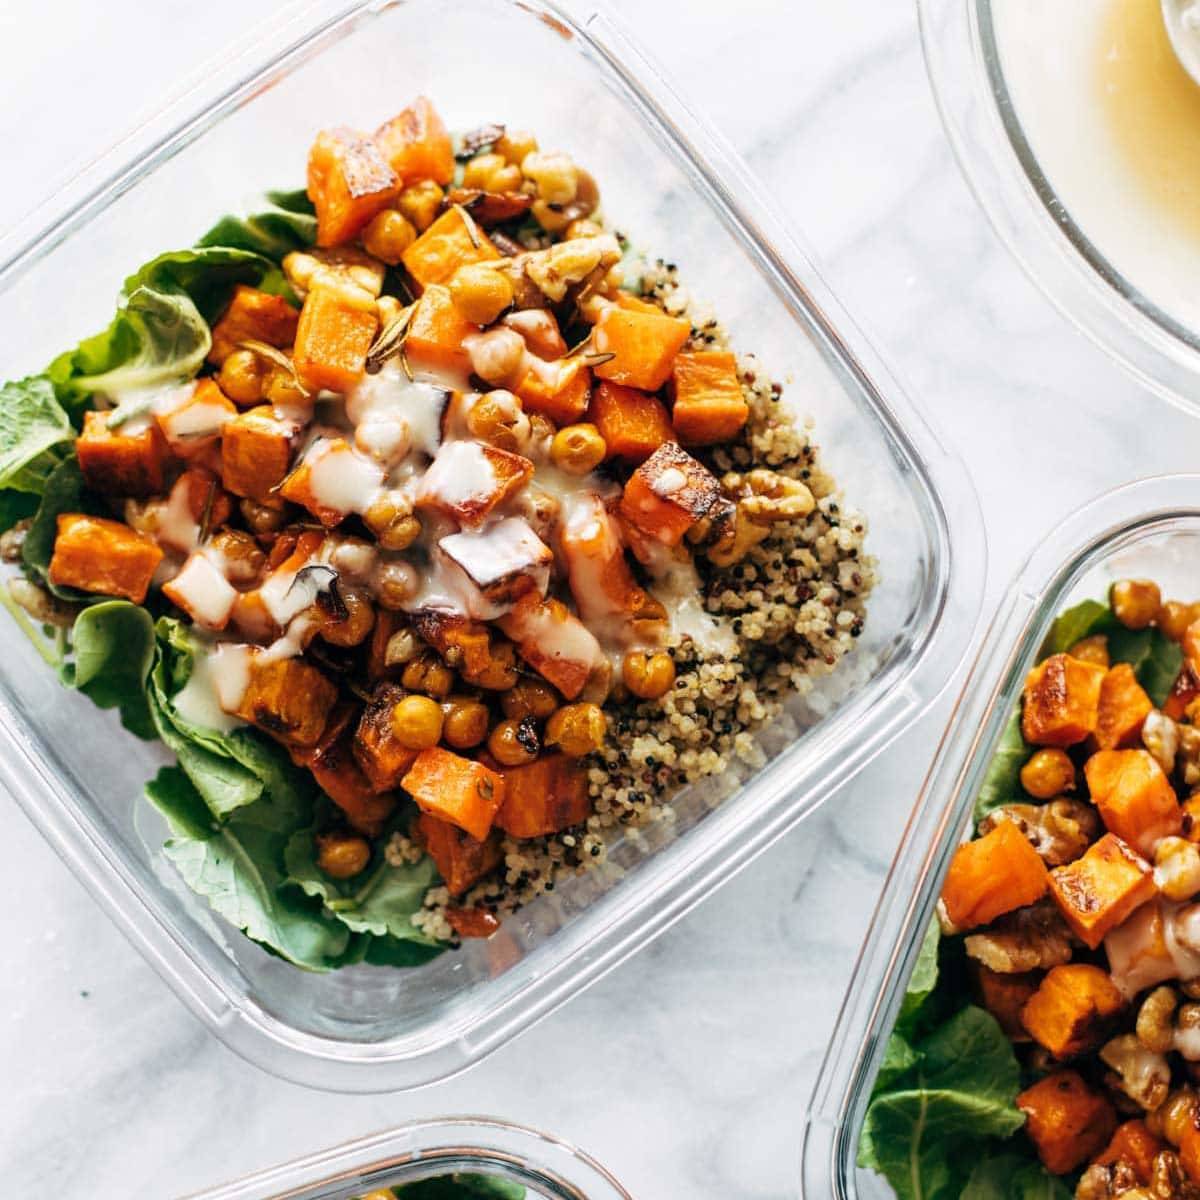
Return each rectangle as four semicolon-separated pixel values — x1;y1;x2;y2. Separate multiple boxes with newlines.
465;326;526;387
565;217;603;240
364;491;421;552
550;423;606;475
218;349;266;405
495;129;538;167
1019;748;1076;800
208;529;265;585
239;496;286;535
319;585;376;647
397;180;444;231
1067;634;1109;668
466;390;530;453
462;152;521;192
391;694;444;750
450;263;515;326
441;696;490;750
501;678;559;721
622;650;675;700
522;151;579;206
488;716;539;766
463;638;520;691
1112;578;1162;630
361;208;417;265
315;831;371;880
376;560;419;610
546;702;606;757
1159;600;1200;643
263;367;308;409
402;652;455;699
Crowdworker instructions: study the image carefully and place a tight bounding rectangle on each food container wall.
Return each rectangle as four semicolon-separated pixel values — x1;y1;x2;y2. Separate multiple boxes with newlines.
185;1117;630;1200
0;0;982;1090
801;474;1200;1198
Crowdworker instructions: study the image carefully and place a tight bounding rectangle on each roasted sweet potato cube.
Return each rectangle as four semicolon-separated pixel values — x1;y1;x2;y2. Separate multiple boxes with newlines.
669;350;749;446
230;589;278;643
1095;663;1153;751
1049;833;1157;949
514;360;592;426
497;593;603;700
401;207;500;291
413;811;503;897
592;302;690;392
409;610;494;678
619;441;721;547
309;737;395;838
365;610;402;683
293;283;378;394
401;746;505;842
278;438;384;528
438;518;552;608
1085;749;1181;856
307;126;400;247
77;409;167;497
220;406;297;502
49;513;163;603
940;820;1049;931
560;494;645;625
416;440;533;528
374;95;455;185
444;906;500;939
161;551;238;631
352;684;419;792
973;966;1040;1042
1020;963;1125;1059
1017;1071;1117;1175
1096;1121;1166;1185
495;753;592;839
1022;653;1107;747
1166;663;1200;721
1104;897;1176;997
233;656;337;749
207;285;300;365
151;467;234;555
587;380;673;462
404;283;477;375
154;378;237;460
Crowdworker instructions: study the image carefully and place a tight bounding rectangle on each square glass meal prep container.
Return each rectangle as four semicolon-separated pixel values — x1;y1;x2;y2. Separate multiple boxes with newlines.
0;0;983;1090
801;473;1200;1199
186;1117;630;1200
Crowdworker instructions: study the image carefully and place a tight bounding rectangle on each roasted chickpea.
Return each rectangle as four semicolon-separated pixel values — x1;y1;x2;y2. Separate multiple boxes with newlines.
1019;748;1076;800
1067;634;1109;668
522;151;579;206
466;390;530;453
564;217;603;240
465;327;526;387
441;696;490;750
207;529;265;585
550;423;606;475
397;180;444;231
495;129;538;167
391;694;444;750
488;716;539;766
263;367;308;409
315;831;371;880
622;650;675;700
364;491;421;551
402;652;455;699
545;702;606;757
239;496;286;535
501;678;559;721
1159;600;1200;643
463;638;520;691
361;208;417;265
1112;578;1162;630
217;349;266;405
376;560;419;610
462;152;521;192
320;585;376;647
449;262;514;326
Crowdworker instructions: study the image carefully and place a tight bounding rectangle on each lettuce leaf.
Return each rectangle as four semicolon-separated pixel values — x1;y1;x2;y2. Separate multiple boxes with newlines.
961;1154;1072;1200
197;189;317;262
66;600;156;739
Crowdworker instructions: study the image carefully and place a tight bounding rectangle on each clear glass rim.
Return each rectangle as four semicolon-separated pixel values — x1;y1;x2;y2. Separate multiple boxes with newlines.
917;0;1200;412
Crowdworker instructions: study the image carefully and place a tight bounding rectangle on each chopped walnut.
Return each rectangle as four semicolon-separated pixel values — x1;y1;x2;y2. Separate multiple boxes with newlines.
1150;1150;1200;1199
1102;1033;1172;1110
282;244;385;301
1138;986;1180;1054
8;578;77;628
978;799;1099;867
1180;725;1200;790
705;507;771;568
732;468;816;525
1143;709;1180;776
521;234;620;303
1075;1160;1141;1200
963;900;1075;973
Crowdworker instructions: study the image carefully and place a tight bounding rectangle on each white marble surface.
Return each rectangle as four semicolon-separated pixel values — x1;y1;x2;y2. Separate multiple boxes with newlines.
3;2;1200;1197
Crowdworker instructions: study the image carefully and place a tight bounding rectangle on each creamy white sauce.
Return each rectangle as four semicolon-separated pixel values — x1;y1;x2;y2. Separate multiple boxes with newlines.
160;401;233;442
168;553;238;629
419;440;500;512
259;555;319;625
439;517;552;599
155;475;202;554
403;549;500;620
173;642;253;732
303;438;385;516
649;557;737;658
346;363;449;460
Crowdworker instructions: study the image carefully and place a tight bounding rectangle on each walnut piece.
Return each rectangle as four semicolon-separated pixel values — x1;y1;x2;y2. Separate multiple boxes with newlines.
963;899;1075;973
978;799;1099;867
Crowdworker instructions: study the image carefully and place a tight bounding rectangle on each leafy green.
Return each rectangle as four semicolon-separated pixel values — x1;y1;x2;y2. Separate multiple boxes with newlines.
197;189;317;262
67;600;156;739
356;1175;525;1199
1043;599;1109;656
1107;624;1182;708
362;934;446;969
961;1154;1072;1200
21;454;104;600
897;919;941;1036
0;376;73;523
974;708;1027;822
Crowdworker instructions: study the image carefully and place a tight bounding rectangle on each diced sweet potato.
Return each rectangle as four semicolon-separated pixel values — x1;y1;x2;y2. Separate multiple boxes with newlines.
351;683;418;792
230;589;278;643
220;405;296;503
233;655;338;749
1017;1070;1117;1175
161;551;238;631
444;906;501;939
1104;897;1176;998
77;409;167;497
495;753;592;838
49;513;164;603
497;593;603;700
404;283;476;375
154;378;237;459
941;821;1050;931
438;518;552;608
307;733;396;838
401;207;500;291
1166;663;1200;721
1048;832;1157;949
1019;963;1125;1059
1022;653;1107;747
401;746;505;842
515;360;592;426
1085;749;1181;856
307;126;400;248
592;303;690;392
1095;663;1153;751
409;610;492;677
416;440;533;528
374;96;455;185
1096;1120;1166;1185
207;285;300;366
973;966;1040;1042
413;811;503;897
587;380;673;462
669;350;748;446
278;438;384;528
293;283;378;394
619;441;722;547
365;610;402;683
560;493;645;625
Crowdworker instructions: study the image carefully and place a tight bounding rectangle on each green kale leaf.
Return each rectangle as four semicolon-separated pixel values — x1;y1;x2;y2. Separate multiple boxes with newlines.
67;600;156;739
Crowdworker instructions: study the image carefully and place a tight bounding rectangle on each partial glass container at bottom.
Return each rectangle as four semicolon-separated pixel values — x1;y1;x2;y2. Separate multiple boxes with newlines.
802;474;1200;1198
184;1117;629;1200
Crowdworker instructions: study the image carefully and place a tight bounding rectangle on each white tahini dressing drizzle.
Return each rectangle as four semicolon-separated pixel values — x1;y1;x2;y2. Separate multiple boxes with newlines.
304;439;385;516
419;441;499;511
172;642;254;732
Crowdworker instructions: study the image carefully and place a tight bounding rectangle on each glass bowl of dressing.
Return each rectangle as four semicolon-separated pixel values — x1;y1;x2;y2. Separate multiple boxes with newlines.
920;0;1200;408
